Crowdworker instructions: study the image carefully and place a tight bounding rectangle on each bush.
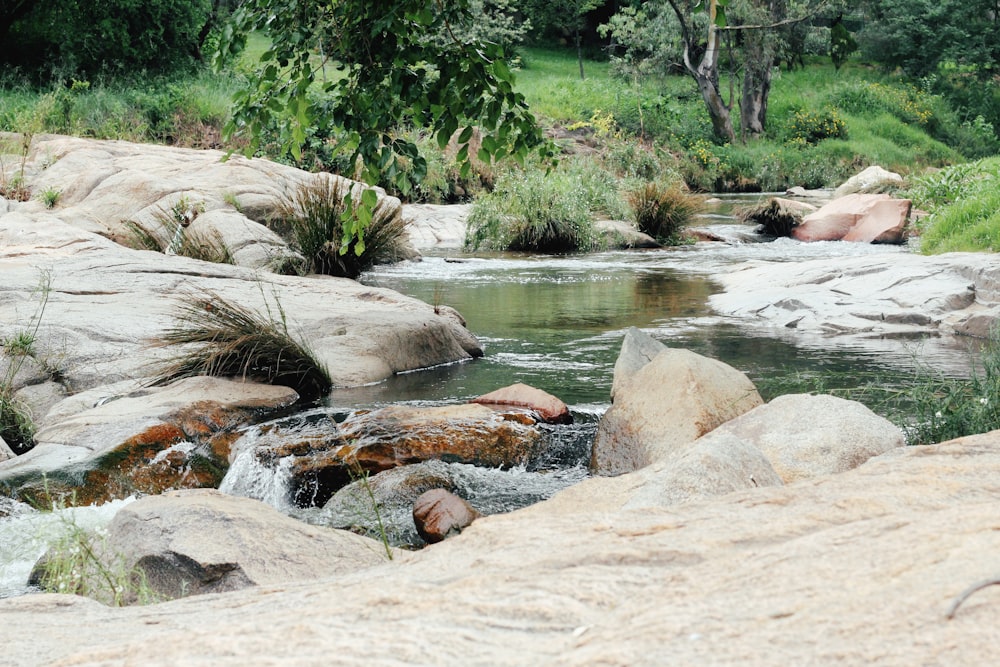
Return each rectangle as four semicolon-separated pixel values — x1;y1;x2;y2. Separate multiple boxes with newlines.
786;108;848;144
466;158;629;252
277;176;411;278
629;182;702;245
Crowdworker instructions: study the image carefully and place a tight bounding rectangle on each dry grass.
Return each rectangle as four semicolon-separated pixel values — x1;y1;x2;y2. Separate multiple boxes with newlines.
149;289;331;402
629;182;703;245
736;198;805;237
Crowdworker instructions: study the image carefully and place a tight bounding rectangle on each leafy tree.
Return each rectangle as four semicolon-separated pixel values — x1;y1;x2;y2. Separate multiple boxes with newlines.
216;0;553;222
522;0;604;79
1;0;214;77
829;15;857;71
858;0;1000;79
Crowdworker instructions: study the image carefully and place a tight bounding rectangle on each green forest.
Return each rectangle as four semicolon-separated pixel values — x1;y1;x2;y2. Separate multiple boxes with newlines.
2;0;1000;253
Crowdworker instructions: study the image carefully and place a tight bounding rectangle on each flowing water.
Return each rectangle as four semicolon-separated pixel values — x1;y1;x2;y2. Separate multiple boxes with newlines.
1;194;983;590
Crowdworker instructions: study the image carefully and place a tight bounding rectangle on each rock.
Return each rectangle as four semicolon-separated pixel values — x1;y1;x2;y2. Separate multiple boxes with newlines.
792;193;897;242
834;165;903;199
403;204;470;249
4;431;1000;666
594;219;660;249
739;197;818;237
681;228;726;243
610;327;667;402
709;251;1000;347
0;435;13;462
262;404;543;506
471;383;572;424
0;206;483;426
0;377;299;505
591;347;763;476
412;489;481;543
623;431;784;509
710;393;905;482
841;197;912;243
31;488;391;604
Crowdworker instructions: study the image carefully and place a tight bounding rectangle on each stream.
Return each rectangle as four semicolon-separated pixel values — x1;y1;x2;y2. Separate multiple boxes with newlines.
0;194;982;595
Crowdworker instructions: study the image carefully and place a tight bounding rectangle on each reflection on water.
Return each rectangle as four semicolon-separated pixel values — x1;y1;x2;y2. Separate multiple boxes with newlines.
348;198;979;413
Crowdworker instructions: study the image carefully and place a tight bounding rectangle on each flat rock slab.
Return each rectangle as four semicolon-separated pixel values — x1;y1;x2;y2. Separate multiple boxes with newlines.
2;432;998;665
710;251;1000;342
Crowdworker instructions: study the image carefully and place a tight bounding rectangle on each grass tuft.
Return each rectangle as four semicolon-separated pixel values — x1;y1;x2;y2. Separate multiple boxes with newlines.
150;288;332;402
277;176;410;279
629;182;702;245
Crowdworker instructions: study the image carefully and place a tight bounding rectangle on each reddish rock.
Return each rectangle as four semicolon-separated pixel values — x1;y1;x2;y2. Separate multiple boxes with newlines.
793;194;889;242
412;488;480;543
280;404;543;506
842;198;912;243
471;383;572;424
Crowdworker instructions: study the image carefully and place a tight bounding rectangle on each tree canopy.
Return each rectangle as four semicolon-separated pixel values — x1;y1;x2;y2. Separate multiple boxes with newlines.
216;0;553;197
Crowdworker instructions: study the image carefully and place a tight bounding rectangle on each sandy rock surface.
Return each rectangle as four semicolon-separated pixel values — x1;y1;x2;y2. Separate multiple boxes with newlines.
2;432;998;665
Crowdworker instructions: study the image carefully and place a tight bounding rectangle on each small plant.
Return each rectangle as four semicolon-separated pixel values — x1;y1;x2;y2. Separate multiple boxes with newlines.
350;463;394;560
222;191;243;212
901;334;1000;445
122;199;233;265
277;176;410;279
737;198;804;237
629;182;702;245
1;270;52;453
37;187;60;208
150;287;332;402
29;496;162;606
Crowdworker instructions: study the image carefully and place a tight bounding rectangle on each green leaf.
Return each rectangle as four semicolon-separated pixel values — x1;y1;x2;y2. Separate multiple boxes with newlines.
458;125;474;144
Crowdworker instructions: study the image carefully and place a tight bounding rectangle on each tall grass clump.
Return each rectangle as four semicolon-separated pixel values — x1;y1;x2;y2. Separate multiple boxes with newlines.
902;336;1000;445
277;176;410;279
466;158;628;252
629;182;702;245
150;288;332;402
123;198;234;265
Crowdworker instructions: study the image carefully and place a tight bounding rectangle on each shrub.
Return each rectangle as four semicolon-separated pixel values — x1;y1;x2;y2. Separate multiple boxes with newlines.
276;176;410;279
629;182;702;245
466;159;627;252
786;107;849;145
150;288;332;402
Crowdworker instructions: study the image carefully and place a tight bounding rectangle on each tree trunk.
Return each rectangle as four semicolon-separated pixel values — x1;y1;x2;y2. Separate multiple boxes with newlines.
576;30;585;80
676;0;736;143
740;60;772;139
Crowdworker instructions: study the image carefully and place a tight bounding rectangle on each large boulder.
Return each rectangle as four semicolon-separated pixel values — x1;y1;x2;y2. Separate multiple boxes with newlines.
711;393;905;482
792;193;910;243
402;204;470;249
709;251;1000;346
471;383;572;424
5;430;1000;666
609;327;668;402
30;489;391;604
0;377;299;505
591;346;763;476
833;165;903;199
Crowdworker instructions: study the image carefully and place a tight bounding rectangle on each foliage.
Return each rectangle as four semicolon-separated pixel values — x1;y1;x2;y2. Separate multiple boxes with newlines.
216;0;554;200
905;158;1000;254
466;158;627;252
901;335;1000;445
37;187;60;208
150;288;332;402
31;513;162;606
276;176;410;278
829;18;857;71
857;0;1000;79
629;182;702;245
434;0;530;57
2;0;215;78
786;107;849;144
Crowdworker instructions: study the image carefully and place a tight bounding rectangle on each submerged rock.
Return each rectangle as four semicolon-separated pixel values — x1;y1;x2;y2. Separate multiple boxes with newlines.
252;404;544;507
592;346;763;476
412;489;481;544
